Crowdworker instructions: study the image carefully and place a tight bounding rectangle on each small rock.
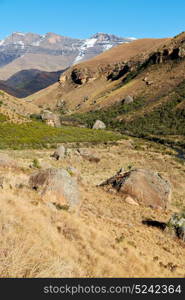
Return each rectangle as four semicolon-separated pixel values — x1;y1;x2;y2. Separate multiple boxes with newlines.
123;95;134;104
76;148;100;163
117;168;125;175
41;110;61;127
146;80;154;86
125;196;139;206
51;145;66;160
92;120;106;130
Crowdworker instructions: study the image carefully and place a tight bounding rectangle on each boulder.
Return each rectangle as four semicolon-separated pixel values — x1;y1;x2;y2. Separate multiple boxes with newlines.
92;120;106;130
29;168;80;209
76;148;100;163
125;196;139;206
51;145;66;160
123;95;134;104
166;212;185;241
100;168;171;209
41;110;61;127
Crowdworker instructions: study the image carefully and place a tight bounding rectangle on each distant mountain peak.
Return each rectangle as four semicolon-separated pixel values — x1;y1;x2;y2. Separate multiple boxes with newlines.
0;31;137;81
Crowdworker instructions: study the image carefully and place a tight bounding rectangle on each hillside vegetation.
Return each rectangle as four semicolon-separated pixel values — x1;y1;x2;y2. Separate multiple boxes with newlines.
65;77;185;139
0;118;122;150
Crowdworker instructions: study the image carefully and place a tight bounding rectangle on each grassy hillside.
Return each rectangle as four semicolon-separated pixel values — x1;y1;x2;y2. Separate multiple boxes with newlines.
25;38;168;110
0;119;122;150
63;78;185;152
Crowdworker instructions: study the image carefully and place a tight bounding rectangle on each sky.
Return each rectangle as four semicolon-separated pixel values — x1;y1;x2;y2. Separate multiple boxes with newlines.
0;0;184;40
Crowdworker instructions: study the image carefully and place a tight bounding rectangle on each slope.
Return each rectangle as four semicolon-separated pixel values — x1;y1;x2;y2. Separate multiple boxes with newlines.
26;37;168;109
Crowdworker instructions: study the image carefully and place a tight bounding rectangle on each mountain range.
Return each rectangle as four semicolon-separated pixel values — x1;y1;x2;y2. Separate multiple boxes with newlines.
21;31;185;148
0;32;135;97
1;30;185;147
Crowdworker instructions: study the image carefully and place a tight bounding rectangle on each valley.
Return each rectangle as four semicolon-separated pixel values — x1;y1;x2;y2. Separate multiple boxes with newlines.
0;29;185;278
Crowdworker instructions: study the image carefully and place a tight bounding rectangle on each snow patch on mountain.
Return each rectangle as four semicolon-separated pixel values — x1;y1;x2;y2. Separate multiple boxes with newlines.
73;38;97;64
17;41;25;49
128;37;137;40
31;35;45;47
103;44;113;51
13;32;25;36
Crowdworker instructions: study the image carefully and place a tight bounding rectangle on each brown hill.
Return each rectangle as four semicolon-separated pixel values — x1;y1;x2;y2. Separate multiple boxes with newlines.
25;32;185;143
0;90;40;123
0;81;19;96
3;69;65;98
26;37;170;110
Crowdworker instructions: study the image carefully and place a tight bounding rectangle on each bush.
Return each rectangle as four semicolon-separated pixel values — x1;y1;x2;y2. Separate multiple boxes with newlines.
32;159;41;169
30;114;42;121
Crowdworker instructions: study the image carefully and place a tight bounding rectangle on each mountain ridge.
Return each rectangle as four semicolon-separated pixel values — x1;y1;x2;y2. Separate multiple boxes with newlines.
0;31;135;97
0;31;135;74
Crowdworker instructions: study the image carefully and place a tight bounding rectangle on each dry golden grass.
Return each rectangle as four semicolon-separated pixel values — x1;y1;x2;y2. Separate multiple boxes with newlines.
78;38;169;67
0;139;185;278
0;90;40;121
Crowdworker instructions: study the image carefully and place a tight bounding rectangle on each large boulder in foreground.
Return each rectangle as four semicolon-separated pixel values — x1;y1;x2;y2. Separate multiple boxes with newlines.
29;168;80;209
100;168;171;209
92;120;106;129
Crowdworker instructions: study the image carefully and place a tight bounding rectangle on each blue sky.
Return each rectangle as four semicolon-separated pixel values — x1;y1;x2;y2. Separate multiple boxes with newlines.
0;0;184;40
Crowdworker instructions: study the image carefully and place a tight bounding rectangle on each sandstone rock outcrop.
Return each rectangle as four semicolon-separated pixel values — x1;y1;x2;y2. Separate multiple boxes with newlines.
100;168;171;209
29;168;80;209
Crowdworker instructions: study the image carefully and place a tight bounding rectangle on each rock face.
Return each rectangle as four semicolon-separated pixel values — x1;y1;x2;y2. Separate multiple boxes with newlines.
92;120;106;130
51;145;66;160
123;95;134;104
100;168;171;209
166;212;185;241
29;168;80;209
41;110;61;127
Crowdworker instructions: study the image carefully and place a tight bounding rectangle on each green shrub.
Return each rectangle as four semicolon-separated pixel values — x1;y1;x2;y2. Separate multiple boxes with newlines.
32;159;41;169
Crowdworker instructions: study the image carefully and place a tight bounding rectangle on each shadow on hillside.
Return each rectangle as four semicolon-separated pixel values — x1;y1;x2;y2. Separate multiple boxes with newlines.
142;219;167;230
